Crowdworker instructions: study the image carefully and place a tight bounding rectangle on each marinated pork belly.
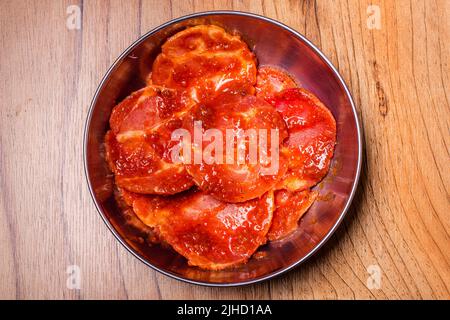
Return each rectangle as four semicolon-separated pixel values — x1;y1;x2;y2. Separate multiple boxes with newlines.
256;66;298;103
105;25;337;270
182;92;288;203
152;25;257;102
120;188;274;270
271;88;336;191
267;189;318;241
105;85;194;195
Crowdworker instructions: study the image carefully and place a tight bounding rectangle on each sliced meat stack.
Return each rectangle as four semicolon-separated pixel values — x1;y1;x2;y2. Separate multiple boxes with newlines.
105;25;337;269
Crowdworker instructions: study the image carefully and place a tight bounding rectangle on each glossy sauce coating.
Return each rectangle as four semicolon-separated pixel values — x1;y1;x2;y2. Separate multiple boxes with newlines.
272;88;336;191
183;93;289;202
267;189;318;241
152;25;257;102
104;25;339;270
105;86;194;194
255;66;298;103
121;188;274;270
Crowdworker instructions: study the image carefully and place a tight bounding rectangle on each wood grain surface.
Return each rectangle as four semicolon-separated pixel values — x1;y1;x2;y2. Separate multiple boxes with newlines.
0;0;449;300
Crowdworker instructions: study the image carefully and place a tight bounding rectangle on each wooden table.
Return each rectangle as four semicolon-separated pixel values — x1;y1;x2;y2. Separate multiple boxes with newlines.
1;0;448;300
